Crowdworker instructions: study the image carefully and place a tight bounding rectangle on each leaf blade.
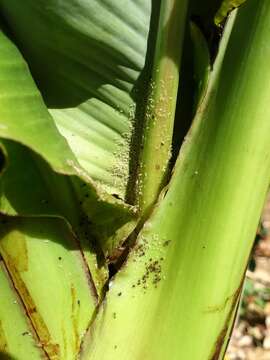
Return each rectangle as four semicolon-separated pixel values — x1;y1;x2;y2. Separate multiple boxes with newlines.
0;0;152;199
0;261;46;359
0;216;98;360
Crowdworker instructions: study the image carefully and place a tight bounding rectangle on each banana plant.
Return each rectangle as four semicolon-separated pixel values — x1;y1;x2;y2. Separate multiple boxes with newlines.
0;0;269;359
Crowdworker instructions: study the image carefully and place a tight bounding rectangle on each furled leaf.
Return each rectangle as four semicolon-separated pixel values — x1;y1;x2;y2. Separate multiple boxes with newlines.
190;22;210;108
135;0;188;216
80;2;270;359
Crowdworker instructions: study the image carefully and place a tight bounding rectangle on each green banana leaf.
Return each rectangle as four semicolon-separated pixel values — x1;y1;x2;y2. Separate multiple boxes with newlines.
0;0;188;254
80;2;270;359
0;216;97;360
0;0;269;359
0;0;186;357
0;0;152;200
0;16;139;282
0;261;45;359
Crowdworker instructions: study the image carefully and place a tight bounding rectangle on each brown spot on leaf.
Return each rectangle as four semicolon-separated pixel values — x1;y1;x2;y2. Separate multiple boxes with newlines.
209;273;246;359
71;285;80;354
0;320;8;353
0;247;59;359
28;306;37;315
1;230;28;272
